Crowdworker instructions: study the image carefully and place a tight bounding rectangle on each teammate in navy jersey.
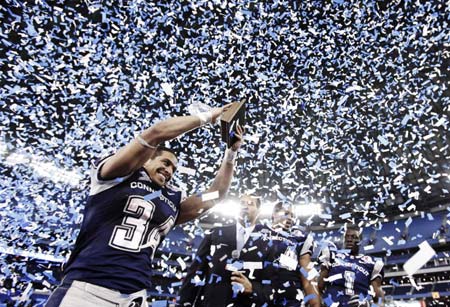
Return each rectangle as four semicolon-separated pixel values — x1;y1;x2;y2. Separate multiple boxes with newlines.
45;105;244;307
318;225;385;307
268;203;320;307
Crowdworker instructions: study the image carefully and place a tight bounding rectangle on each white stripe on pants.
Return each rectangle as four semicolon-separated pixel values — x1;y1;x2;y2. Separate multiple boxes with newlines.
60;280;149;307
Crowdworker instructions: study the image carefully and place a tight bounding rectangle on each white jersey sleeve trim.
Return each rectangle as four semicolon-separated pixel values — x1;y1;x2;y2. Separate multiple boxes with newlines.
300;233;314;256
371;259;384;281
319;245;332;269
89;156;134;196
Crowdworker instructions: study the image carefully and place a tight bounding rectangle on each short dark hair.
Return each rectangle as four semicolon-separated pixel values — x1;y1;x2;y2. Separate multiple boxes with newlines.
272;202;292;215
345;224;362;238
154;145;178;158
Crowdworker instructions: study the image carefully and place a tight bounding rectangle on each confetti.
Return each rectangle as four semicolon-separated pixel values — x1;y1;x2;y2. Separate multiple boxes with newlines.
403;241;437;276
0;0;448;304
144;190;162;201
201;191;220;202
177;166;196;176
325;273;343;282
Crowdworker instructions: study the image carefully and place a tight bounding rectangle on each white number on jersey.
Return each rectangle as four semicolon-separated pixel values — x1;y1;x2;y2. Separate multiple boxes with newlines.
109;196;174;253
344;270;356;295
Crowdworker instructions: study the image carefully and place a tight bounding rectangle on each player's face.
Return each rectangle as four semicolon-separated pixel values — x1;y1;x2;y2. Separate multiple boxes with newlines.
272;206;294;231
239;195;260;227
344;229;361;252
145;151;178;187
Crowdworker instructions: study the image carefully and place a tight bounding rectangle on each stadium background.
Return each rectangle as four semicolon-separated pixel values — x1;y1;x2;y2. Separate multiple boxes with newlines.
0;0;448;306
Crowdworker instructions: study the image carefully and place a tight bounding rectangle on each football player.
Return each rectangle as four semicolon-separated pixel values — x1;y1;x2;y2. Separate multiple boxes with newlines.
46;105;244;307
318;224;385;307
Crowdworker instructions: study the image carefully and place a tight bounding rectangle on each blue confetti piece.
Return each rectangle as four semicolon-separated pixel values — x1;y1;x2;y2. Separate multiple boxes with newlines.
323;294;334;307
389;278;400;286
232;282;244;298
304;294;317;303
300;267;308;278
143;190;162;201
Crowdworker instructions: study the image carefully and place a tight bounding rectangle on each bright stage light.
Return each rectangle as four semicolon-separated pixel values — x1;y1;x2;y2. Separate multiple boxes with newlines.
259;202;275;216
295;203;322;217
5;153;30;165
2;141;81;186
30;161;82;186
209;200;322;218
211;199;240;218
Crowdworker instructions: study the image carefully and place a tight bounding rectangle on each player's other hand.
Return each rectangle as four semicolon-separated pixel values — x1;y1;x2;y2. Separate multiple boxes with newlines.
211;103;232;124
230;271;252;294
231;124;244;152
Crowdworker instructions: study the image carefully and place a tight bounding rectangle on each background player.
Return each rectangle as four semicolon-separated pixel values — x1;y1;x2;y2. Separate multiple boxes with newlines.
318;224;385;307
268;203;320;307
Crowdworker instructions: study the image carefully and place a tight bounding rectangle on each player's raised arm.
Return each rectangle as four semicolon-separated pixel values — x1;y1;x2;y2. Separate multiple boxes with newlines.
100;104;231;180
176;124;244;224
299;236;321;307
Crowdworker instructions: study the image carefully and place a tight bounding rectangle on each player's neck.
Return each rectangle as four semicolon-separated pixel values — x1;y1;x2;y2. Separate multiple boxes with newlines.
238;219;255;228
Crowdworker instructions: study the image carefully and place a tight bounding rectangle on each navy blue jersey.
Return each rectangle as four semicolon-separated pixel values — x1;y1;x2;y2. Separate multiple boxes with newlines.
266;228;314;302
63;156;184;293
319;246;384;307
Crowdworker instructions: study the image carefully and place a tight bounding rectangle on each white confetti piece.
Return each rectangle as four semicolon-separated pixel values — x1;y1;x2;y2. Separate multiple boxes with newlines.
325;273;343;282
176;257;186;271
405;217;413;227
201;191;220;202
382;236;394;246
339;212;351;219
161;82;174;97
280;254;298;271
307;267;319;280
363;245;374;251
319;214;332;220
178;165;196;176
403;241;437;276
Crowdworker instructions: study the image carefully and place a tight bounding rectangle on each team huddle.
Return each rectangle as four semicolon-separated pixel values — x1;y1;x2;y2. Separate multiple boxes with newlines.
45;108;384;307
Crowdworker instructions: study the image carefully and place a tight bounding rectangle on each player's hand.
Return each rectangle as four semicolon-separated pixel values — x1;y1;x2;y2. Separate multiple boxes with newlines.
231;271;252;294
210;103;232;124
231;124;244;152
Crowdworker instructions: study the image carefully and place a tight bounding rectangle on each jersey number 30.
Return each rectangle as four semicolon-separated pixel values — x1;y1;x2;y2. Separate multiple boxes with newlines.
109;196;174;253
